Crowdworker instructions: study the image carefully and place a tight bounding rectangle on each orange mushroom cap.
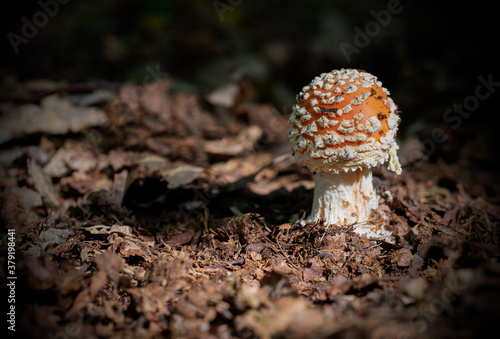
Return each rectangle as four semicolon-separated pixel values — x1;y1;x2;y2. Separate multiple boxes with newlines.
288;69;401;174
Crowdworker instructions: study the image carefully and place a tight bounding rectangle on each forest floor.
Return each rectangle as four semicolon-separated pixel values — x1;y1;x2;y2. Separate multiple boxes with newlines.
1;77;500;338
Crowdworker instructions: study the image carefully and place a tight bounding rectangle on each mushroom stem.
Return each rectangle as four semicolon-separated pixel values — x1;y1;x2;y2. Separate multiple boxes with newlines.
307;168;378;225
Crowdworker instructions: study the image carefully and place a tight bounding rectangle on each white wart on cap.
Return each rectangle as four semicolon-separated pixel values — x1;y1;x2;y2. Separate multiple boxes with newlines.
288;68;401;175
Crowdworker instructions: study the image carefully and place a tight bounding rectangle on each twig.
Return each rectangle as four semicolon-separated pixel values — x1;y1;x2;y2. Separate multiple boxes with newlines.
207;258;245;269
195;258;246;272
77;241;104;253
273;240;299;270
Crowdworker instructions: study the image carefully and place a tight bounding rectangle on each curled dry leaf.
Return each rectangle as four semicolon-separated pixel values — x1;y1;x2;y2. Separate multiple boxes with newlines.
207;151;274;187
161;163;204;189
0;94;108;144
203;126;263;156
7;69;500;339
82;224;133;236
27;158;59;209
44;140;98;177
206;82;240;108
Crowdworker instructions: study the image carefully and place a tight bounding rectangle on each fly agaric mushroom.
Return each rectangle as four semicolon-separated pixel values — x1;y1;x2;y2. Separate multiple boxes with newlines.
288;69;401;238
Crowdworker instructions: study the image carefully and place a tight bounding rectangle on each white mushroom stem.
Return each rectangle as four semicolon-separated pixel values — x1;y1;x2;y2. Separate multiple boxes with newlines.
307;167;378;226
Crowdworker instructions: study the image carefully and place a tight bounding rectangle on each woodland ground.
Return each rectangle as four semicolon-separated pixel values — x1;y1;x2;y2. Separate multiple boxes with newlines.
1;77;499;338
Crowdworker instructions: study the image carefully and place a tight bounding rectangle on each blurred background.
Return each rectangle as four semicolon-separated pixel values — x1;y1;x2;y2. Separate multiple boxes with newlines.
1;0;499;167
2;3;500;337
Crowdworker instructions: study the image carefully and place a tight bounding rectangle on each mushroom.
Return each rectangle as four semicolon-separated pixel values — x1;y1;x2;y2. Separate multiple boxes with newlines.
288;69;401;238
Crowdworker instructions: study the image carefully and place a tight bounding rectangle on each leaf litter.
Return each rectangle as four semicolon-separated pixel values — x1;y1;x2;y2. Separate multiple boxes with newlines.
1;77;499;338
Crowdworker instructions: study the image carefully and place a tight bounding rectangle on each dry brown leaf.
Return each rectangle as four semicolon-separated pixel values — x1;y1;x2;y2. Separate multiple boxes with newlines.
116;237;154;262
203;126;263;156
302;258;324;282
7;186;43;214
161;163;204;189
206;82;240;108
248;173;314;196
111;170;128;205
39;228;72;244
94;251;125;283
27;158;59;209
44;141;98;177
0;94;108;144
208;151;274;187
108;149;137;171
170;92;225;137
83;224;133;236
242;103;290;144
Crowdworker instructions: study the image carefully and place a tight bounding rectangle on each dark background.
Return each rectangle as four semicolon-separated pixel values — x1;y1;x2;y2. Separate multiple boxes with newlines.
2;0;499;167
1;3;500;337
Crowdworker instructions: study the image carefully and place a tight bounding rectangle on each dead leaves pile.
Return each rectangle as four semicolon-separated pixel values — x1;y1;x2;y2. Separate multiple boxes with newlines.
1;77;500;338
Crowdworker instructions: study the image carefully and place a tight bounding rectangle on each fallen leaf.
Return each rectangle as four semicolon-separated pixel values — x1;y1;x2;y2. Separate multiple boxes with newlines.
206;82;240;108
166;231;194;246
10;186;43;211
43;147;71;177
83;224;133;236
0;94;108;144
108;149;136;171
170;92;225;137
242;103;290;144
27;158;59;209
302;258;324;282
396;248;414;267
204;126;263;156
43;140;98;177
117;238;152;261
161;163;204;189
40;228;72;244
111;170;128;205
75;190;129;219
208;152;274;188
